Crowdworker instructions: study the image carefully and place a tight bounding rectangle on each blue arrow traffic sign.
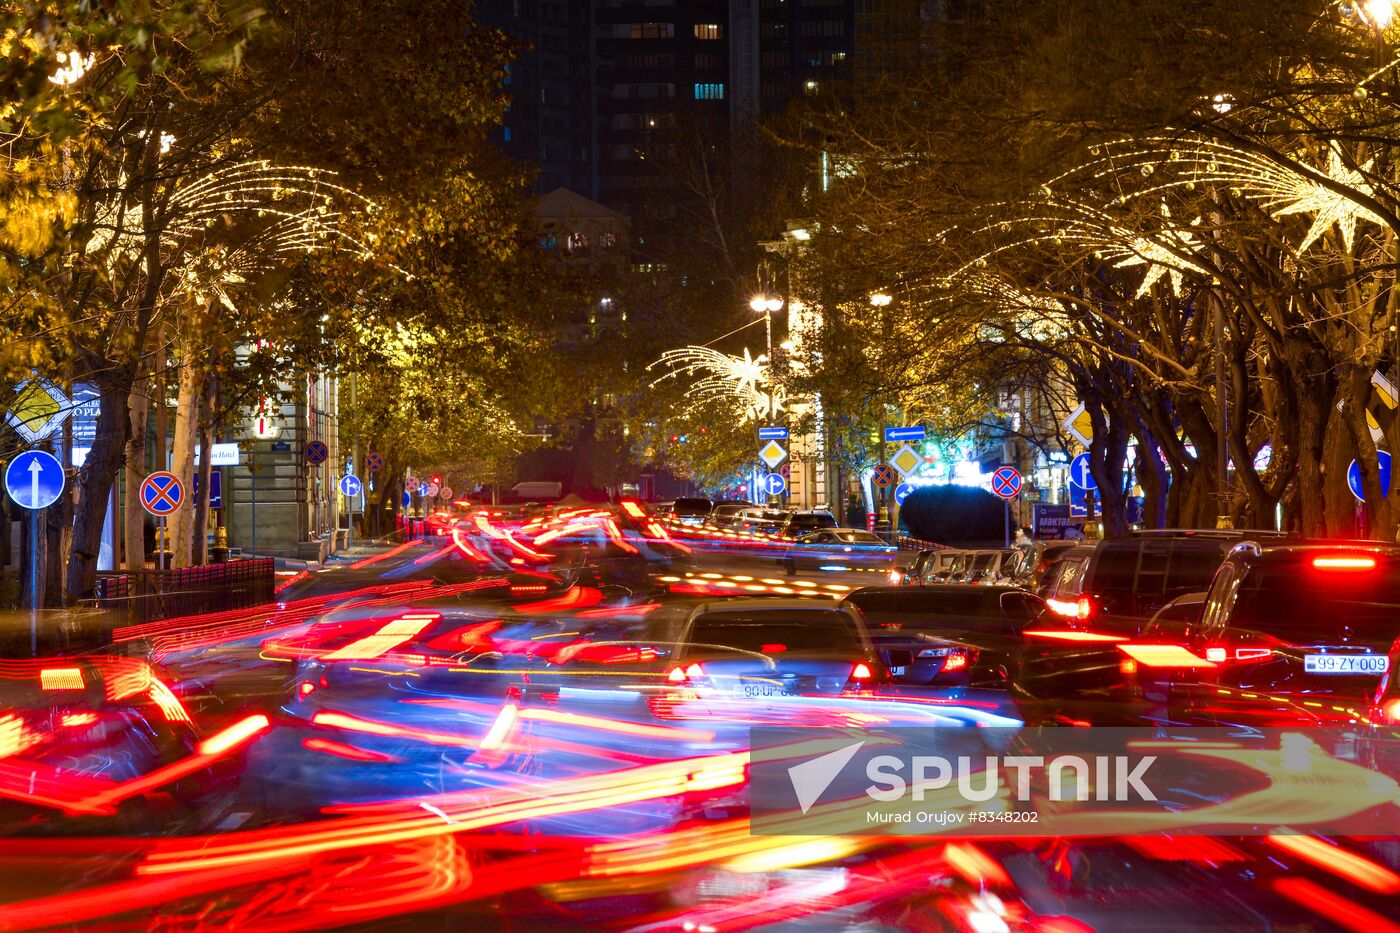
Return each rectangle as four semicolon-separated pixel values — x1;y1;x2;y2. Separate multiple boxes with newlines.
1068;453;1097;491
758;427;789;440
4;450;65;510
339;474;363;498
894;483;914;506
762;472;787;496
1347;450;1392;502
140;471;185;516
884;426;927;443
401;490;412;509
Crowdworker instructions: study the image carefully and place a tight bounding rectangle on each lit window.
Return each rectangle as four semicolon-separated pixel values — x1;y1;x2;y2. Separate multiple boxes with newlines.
694;24;723;39
567;232;589;250
503;126;512;141
694;82;726;100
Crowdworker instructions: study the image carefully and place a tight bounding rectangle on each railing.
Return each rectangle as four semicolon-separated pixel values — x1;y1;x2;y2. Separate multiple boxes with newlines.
94;559;275;626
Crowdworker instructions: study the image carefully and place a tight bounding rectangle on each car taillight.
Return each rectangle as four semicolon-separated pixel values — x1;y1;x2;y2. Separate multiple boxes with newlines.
298;682;316;699
1046;596;1093;621
1312;555;1377;571
887;570;903;585
1205;645;1272;664
942;653;969;672
850;662;873;681
1075;596;1092;620
667;662;705;684
1382;698;1400;725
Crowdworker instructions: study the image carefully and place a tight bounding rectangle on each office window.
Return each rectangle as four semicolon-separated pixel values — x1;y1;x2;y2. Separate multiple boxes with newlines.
801;19;846;36
629;22;674;38
694;82;725;100
694;23;723;39
694;52;723;69
762;51;787;68
760;22;787;37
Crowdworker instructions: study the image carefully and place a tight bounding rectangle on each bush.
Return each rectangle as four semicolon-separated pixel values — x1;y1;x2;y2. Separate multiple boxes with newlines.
901;485;1006;545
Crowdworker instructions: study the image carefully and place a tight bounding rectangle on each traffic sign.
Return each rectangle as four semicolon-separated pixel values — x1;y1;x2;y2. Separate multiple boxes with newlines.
1347;451;1392;502
778;462;790;480
894;483;914;506
419;481;431;496
4;450;65;510
884;426;926;443
140;471;185;516
6;378;72;444
1063;403;1093;448
872;464;897;489
1068;453;1097;490
991;466;1023;500
890;444;921;478
758;427;789;440
439;486;454;500
426;481;440;498
401;490;412;509
758;440;787;469
762;472;787;497
339;474;363;498
366;453;384;473
305;440;329;465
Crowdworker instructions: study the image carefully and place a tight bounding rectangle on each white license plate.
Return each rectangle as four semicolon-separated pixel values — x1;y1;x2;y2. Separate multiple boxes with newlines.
732;681;800;699
1303;654;1389;674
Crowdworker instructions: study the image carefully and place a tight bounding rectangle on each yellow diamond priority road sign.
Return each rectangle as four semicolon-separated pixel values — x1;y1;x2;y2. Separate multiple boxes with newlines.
891;444;922;478
1063;403;1092;448
759;440;788;470
6;378;72;444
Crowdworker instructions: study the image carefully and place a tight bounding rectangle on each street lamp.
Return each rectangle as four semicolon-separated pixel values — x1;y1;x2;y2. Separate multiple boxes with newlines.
1359;0;1395;28
749;294;783;357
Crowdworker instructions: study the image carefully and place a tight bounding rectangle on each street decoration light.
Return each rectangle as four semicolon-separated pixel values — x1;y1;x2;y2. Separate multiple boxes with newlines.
649;345;785;420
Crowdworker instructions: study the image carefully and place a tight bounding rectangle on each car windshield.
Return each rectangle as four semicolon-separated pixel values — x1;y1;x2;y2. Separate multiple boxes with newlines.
971;552;1001;570
687;610;864;655
1227;556;1400;645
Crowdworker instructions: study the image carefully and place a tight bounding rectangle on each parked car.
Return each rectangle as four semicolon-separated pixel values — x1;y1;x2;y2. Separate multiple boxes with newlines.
958;549;1017;584
780;529;897;575
1035;530;1287;634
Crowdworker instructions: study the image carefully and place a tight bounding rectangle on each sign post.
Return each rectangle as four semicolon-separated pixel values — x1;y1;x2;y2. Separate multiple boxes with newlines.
5;450;65;654
991;466;1023;548
340;472;363;550
140;470;186;570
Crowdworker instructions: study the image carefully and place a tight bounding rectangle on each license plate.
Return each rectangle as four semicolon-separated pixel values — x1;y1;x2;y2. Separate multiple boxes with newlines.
889;666;906;677
732;681;800;698
1303;654;1389;674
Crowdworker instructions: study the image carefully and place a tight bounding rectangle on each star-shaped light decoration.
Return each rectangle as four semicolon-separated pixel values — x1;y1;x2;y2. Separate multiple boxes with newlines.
649;345;784;420
1268;143;1384;253
1105;204;1203;298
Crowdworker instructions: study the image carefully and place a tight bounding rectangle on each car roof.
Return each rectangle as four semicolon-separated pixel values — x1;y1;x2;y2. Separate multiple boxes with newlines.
687;598;856;616
848;584;1030;597
1229;540;1400;558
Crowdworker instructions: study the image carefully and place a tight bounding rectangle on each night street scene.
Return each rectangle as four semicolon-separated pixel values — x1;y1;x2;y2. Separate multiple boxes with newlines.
5;1;1400;930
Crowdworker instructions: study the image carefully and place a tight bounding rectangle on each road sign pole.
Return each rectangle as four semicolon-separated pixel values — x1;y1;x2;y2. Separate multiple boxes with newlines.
28;504;40;655
1004;499;1011;549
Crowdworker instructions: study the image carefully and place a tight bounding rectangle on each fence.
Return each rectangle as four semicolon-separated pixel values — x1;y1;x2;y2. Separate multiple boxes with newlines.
94;558;275;627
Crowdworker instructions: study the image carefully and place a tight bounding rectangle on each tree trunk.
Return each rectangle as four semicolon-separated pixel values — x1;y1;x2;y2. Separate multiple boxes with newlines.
169;357;202;567
65;375;131;600
192;375;217;565
123;367;151;570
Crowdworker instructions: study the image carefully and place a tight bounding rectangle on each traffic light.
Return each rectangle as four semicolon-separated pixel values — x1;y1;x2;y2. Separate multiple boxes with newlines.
432;474;441;484
670;434;679;444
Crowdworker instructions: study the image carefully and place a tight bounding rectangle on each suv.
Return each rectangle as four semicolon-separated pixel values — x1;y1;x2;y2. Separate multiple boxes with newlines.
706;501;754;529
780;509;837;537
1135;540;1400;727
665;497;713;526
1037;530;1285;634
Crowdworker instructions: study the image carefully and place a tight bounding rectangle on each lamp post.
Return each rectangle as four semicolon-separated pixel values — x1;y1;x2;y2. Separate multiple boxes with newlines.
870;293;893;537
749;295;783;359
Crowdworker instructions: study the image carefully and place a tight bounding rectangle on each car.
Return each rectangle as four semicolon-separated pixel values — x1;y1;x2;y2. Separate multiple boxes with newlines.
706;501;755;529
779;509;837;537
1035;530;1285;634
663;497;713;526
735;507;787;535
956;548;1017;584
650;598;885;697
844;585;1053;687
1126;540;1400;727
900;548;963;586
779;528;896;575
1004;541;1081;588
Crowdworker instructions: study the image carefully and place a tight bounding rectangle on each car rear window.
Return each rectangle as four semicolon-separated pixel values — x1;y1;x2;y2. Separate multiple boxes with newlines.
844;590;1013;633
789;513;836;529
1226;557;1400;645
688;611;864;654
672;498;712;515
835;531;883;544
1092;540;1227;608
